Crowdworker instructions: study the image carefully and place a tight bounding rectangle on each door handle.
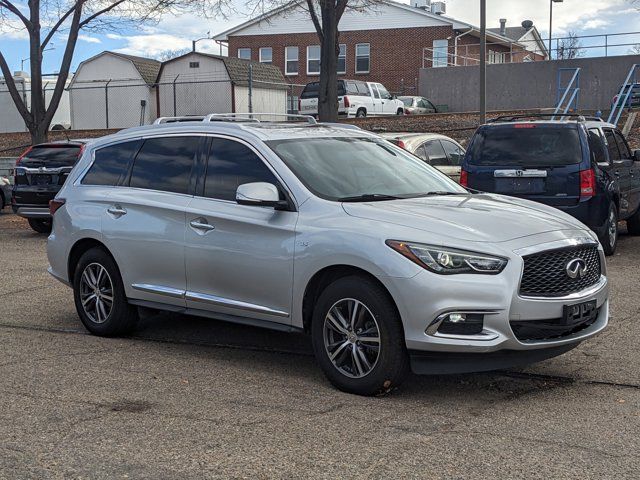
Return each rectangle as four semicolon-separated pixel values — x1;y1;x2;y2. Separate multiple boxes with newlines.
190;218;215;233
107;205;127;216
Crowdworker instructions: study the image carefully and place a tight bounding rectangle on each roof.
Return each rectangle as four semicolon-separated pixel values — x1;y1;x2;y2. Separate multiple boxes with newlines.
157;52;286;88
488;26;528;42
70;51;161;87
488;26;548;57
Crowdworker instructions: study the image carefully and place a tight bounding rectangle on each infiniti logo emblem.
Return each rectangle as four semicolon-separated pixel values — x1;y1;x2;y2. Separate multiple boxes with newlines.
566;258;588;279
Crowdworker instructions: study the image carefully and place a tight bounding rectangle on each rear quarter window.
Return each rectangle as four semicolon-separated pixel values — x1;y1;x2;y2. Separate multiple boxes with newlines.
82;140;141;186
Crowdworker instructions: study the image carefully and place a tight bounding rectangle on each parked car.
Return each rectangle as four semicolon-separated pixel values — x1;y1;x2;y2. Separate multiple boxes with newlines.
462;115;640;256
48;114;608;396
299;80;404;118
398;96;438;115
0;175;11;210
381;133;465;182
12;140;86;233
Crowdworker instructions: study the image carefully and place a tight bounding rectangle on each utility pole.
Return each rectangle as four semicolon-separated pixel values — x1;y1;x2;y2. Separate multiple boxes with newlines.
480;0;487;124
549;0;564;60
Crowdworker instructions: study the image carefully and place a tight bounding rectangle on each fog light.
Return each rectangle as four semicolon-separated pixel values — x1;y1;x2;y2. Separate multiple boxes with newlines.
448;313;466;323
426;312;484;336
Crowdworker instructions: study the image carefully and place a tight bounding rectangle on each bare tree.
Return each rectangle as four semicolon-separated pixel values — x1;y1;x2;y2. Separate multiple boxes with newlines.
556;31;585;60
0;1;229;144
156;48;192;62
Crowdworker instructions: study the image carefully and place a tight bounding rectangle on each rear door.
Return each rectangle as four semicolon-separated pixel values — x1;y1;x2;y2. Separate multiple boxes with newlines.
465;124;582;207
613;129;640;215
603;128;631;216
375;84;397;115
369;83;384;114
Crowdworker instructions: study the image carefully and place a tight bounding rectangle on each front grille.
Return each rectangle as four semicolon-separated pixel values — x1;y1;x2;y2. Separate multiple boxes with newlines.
520;246;601;297
511;310;599;342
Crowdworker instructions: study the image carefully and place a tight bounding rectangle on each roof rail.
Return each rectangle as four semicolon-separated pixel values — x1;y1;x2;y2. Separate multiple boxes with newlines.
153;115;207;124
487;113;605;123
204;113;317;124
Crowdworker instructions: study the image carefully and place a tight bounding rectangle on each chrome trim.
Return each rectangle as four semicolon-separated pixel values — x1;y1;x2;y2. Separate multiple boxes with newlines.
185;291;289;318
426;310;501;337
494;169;548;178
131;283;185;299
518;275;607;301
20;166;72;174
16;207;51;218
513;237;598;257
433;330;500;341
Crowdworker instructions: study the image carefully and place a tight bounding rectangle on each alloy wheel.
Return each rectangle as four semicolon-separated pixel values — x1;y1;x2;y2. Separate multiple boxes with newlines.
323;298;381;378
79;263;114;324
608;209;617;248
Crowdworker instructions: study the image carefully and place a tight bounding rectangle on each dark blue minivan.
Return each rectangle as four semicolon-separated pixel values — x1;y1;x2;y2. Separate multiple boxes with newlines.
461;116;640;255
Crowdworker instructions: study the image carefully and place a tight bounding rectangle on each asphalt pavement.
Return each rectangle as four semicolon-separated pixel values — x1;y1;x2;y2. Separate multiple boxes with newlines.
0;210;638;479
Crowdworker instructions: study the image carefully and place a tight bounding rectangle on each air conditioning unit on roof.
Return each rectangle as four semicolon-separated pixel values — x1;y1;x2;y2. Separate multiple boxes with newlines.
431;1;446;15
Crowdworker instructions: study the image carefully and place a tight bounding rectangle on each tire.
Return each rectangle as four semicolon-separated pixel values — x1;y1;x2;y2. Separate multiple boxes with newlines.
28;218;52;234
311;275;409;396
598;203;618;256
626;207;640;235
73;247;138;337
0;194;4;210
355;109;366;118
396;108;404;115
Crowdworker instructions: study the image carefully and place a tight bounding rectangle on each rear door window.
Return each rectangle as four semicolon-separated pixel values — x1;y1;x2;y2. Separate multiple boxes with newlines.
604;129;621;161
83;140;141;186
423;141;448;166
467;125;582;166
441;140;464;165
204;138;279;201
19;145;81;168
129;136;199;194
587;129;608;164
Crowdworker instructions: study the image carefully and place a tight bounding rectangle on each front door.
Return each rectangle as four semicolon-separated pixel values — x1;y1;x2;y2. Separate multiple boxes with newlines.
604;128;632;216
184;136;298;325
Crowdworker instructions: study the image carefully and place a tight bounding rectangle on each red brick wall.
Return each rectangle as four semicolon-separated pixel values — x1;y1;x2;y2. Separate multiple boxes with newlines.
228;26;455;95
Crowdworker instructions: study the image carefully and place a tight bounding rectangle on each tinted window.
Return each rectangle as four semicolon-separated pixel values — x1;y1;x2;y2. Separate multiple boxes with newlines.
83;141;140;186
204;138;279;201
604;129;621;161
20;145;81;168
614;131;632;158
441;140;464;165
468;125;582;166
423;141;448;166
588;129;608;163
129;137;198;194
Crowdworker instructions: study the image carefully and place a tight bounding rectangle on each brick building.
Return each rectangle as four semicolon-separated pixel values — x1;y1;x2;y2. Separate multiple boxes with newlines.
213;0;548;99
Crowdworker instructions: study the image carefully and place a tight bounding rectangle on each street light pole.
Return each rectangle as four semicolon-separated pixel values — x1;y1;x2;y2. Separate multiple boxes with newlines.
549;0;564;60
479;0;486;124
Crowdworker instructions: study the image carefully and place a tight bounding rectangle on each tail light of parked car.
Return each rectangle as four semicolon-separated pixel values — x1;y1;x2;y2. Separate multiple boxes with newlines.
13;146;33;185
343;96;350;108
49;198;66;216
460;169;469;187
580;168;596;199
404;108;411;115
396;140;406;150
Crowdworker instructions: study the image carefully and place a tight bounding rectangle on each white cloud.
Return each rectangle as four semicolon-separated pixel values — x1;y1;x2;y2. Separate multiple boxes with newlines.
112;33;193;57
78;34;101;44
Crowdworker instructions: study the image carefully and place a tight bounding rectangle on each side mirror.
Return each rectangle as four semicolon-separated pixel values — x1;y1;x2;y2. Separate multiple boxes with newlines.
634;150;640;161
236;182;288;209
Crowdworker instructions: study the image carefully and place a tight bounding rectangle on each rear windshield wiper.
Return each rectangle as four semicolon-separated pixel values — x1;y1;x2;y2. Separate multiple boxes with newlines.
338;193;402;202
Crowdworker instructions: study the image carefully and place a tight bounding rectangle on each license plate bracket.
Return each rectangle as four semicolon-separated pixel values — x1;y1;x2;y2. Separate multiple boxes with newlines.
562;300;597;326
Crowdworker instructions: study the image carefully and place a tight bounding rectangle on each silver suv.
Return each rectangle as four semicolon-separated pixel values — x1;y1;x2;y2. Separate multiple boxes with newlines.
47;115;609;395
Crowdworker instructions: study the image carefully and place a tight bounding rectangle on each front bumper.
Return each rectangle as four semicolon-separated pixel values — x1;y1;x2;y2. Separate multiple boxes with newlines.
380;236;609;362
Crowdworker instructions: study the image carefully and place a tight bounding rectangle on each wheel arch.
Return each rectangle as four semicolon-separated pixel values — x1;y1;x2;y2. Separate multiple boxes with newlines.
67;238;117;285
301;264;401;334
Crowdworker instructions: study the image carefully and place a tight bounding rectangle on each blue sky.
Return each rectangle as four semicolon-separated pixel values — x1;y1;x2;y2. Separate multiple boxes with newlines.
1;0;639;75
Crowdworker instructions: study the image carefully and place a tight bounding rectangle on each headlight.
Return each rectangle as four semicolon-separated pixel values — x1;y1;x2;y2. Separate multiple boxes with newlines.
386;240;508;275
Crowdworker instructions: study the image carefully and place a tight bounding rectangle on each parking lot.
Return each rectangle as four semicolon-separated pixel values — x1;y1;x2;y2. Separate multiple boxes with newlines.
0;210;638;479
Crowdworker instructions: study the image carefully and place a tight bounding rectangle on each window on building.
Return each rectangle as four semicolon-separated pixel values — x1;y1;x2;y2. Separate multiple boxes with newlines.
432;39;448;67
488;50;506;64
259;47;272;64
204;138;280;201
338;44;346;74
355;43;370;73
307;45;321;75
238;48;251;60
189;62;200;68
285;46;299;75
83;140;141;186
129;137;199;194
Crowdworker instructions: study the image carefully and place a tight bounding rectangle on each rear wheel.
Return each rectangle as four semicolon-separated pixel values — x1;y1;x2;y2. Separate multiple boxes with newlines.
28;218;52;234
311;275;409;396
73;247;138;336
356;108;366;118
599;204;618;256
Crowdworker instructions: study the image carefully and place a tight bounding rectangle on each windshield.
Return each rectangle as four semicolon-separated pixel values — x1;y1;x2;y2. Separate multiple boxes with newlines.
399;97;413;106
267;137;465;201
468;125;582;167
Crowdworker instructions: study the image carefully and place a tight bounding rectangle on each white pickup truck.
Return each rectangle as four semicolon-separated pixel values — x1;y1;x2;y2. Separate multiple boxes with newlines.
299;80;405;118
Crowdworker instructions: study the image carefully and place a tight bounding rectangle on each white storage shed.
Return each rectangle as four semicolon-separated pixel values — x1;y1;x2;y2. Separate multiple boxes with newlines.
69;51;160;129
156;52;288;117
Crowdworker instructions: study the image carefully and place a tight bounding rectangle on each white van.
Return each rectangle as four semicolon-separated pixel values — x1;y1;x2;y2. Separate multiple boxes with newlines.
299;80;404;118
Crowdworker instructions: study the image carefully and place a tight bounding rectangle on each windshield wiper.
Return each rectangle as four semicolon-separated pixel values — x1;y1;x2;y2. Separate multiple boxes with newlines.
338;193;402;202
411;191;468;198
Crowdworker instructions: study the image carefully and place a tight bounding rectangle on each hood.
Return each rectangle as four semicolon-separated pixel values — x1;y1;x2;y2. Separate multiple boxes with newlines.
342;193;590;243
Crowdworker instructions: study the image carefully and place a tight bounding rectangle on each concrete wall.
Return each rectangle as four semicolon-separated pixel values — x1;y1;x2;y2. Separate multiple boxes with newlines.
419;54;640;113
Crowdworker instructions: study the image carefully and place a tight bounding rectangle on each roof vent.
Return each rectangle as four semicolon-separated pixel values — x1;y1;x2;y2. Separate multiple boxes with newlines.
521;20;534;30
411;0;430;9
499;18;507;36
431;1;446;15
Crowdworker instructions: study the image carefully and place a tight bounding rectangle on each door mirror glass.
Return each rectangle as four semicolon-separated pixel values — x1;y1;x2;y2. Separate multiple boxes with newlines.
236;182;285;208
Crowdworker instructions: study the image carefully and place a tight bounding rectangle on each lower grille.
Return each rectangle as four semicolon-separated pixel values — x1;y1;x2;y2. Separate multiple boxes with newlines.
520;245;601;297
511;310;599;342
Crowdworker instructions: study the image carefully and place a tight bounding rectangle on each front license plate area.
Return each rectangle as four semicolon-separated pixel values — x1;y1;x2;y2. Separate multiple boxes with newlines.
563;300;597;326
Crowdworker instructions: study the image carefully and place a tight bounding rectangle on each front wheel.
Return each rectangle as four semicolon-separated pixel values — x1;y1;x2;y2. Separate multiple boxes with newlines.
311;276;409;396
28;218;52;234
396;108;405;115
599;204;618;256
